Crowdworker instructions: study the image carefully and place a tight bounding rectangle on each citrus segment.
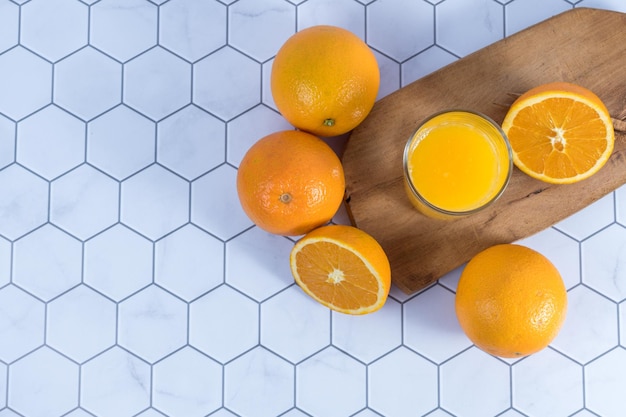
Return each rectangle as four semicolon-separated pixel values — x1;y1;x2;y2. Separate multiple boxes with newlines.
455;244;567;358
290;225;391;315
271;25;380;137
501;81;614;184
236;130;345;236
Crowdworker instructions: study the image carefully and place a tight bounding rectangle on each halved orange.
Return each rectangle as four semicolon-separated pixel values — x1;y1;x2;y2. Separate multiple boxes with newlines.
501;81;614;184
289;225;391;315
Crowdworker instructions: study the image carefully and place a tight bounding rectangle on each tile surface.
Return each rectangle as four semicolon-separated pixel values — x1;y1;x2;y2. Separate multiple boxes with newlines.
1;0;626;416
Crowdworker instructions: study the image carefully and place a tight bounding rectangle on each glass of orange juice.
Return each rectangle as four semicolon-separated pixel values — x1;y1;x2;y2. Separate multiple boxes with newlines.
403;110;512;219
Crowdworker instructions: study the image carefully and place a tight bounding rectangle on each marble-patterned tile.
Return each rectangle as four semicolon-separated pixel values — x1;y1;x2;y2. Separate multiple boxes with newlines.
121;165;189;240
54;47;122;122
581;224;626;302
46;284;117;363
158;105;225;180
50;164;119;240
189;285;259;364
89;0;158;63
20;0;88;62
554;192;615;241
298;0;366;37
512;348;583;416
0;46;52;121
585;348;626;417
153;347;222;417
118;285;188;363
7;346;79;417
404;284;472;363
296;346;366;417
260;285;330;363
226;227;294;302
191;165;253;240
83;224;153;301
505;0;571;36
80;347;151;417
332;298;402;364
368;347;438;416
124;47;192;121
155;224;224;301
367;0;434;62
224;347;294;416
440;347;511;416
193;47;261;121
159;0;227;62
17;105;85;180
228;0;295;62
0;164;48;241
0;285;45;362
12;224;82;301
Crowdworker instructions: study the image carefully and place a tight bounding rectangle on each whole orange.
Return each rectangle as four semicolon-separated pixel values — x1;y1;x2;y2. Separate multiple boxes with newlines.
271;25;380;137
455;244;567;358
236;130;345;236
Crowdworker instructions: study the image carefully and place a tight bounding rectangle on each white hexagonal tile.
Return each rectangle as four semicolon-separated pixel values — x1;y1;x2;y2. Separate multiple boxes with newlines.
155;224;223;301
193;47;260;121
46;285;117;363
118;285;188;363
87;105;155;180
577;0;626;12
367;0;434;62
17;105;85;180
226;105;292;167
260;285;330;363
440;347;510;416
0;237;10;288
0;410;21;417
296;346;366;417
121;165;189;240
352;409;384;417
512;348;583;416
0;285;44;362
20;0;88;62
517;228;580;289
0;115;15;169
436;0;504;57
0;2;18;54
189;285;259;363
84;224;153;301
621;302;626;348
50;164;119;240
617;184;626;225
8;346;79;417
581;224;626;302
135;409;167;417
228;0;295;62
54;46;122;121
332;298;401;364
224;347;294;417
424;410;455;417
191;164;252;240
13;224;81;301
80;347;151;417
585;348;626;417
404;284;472;363
90;0;157;62
226;227;293;301
159;0;227;62
402;45;458;86
157;105;225;180
0;46;52;121
0;361;5;407
210;409;237;417
61;410;93;417
505;0;571;36
0;164;48;240
372;50;401;100
551;286;618;363
153;347;222;417
124;47;192;121
555;192;615;241
298;0;365;37
368;347;438;416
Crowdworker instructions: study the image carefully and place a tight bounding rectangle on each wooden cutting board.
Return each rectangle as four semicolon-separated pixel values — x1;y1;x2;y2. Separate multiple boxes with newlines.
342;7;626;294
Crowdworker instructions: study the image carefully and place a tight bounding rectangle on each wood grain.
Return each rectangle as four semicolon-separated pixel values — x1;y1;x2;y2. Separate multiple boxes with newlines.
342;7;626;294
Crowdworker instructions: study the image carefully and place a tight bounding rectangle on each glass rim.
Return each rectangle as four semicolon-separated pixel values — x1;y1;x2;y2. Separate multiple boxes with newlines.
402;109;514;217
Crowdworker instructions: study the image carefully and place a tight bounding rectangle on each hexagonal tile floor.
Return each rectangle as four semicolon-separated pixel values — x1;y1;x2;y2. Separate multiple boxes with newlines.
1;0;626;416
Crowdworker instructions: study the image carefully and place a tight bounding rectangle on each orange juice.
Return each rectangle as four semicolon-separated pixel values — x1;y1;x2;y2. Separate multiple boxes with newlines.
403;111;512;218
